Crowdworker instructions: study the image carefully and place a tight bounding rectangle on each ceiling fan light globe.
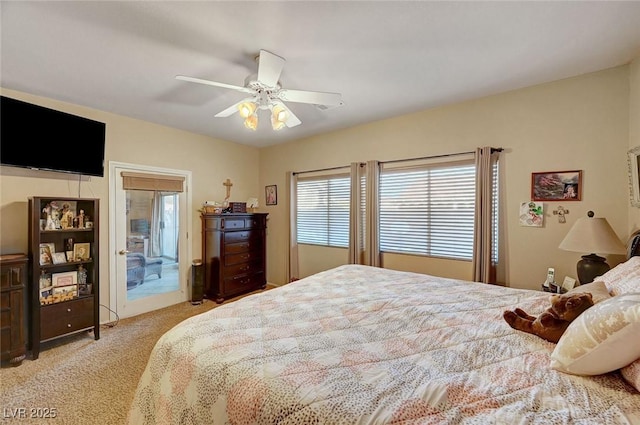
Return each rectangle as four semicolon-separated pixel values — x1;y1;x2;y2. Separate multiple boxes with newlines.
238;102;257;118
244;114;258;131
271;119;285;131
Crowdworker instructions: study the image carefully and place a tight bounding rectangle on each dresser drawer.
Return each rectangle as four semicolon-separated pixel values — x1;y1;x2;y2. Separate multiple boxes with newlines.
225;238;262;254
222;272;265;296
225;251;261;266
225;230;251;244
223;260;261;277
40;297;94;341
221;218;246;230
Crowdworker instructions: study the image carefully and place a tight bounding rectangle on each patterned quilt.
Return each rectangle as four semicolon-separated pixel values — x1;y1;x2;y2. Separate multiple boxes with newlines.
128;265;640;424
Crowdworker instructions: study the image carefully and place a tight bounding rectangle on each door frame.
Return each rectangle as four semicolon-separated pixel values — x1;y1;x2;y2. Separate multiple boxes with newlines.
108;161;192;321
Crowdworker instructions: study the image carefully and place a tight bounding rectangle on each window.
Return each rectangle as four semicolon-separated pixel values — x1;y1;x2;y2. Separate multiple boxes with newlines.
297;175;350;247
379;162;476;260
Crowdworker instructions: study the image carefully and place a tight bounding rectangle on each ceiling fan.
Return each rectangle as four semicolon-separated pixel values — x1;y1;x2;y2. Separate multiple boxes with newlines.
176;50;343;131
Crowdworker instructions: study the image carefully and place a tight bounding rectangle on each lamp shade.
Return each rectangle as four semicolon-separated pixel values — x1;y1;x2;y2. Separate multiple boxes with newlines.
559;213;625;255
559;211;626;284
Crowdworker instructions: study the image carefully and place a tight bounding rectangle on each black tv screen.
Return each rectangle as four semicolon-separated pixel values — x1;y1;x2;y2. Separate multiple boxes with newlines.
1;96;106;177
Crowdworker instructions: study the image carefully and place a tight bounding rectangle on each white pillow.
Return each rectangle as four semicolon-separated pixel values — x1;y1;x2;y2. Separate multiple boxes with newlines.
596;256;640;296
566;280;611;304
550;293;640;376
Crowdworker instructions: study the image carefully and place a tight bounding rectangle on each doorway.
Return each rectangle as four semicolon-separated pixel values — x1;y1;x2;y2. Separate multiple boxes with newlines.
109;162;192;319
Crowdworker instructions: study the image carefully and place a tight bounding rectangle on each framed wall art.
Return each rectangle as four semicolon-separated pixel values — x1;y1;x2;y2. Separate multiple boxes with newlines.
531;170;582;201
265;185;277;206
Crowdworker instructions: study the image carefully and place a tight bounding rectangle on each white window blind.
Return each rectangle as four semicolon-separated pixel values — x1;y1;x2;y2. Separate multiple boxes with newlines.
297;175;350;247
379;162;476;260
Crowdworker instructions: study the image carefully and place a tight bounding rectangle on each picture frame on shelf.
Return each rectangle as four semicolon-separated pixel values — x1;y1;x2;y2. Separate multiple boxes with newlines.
39;243;54;265
52;271;78;287
531;170;582;201
51;252;67;265
38;272;52;289
265;185;277;206
73;242;90;261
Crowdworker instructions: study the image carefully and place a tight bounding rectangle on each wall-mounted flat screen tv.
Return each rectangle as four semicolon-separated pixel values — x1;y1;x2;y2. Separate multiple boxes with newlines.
1;96;106;177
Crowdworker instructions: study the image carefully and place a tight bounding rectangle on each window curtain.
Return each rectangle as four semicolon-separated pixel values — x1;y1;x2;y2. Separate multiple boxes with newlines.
472;147;500;283
287;171;300;282
149;193;163;257
365;160;381;267
348;162;365;264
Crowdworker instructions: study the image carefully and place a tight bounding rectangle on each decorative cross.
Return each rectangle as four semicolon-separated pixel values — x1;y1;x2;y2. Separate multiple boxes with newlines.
553;206;569;223
223;178;233;200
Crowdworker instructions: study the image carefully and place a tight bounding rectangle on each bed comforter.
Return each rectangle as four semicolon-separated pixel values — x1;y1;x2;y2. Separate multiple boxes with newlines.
128;265;640;424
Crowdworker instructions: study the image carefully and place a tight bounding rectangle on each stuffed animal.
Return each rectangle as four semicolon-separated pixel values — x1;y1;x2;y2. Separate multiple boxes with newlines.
503;292;594;343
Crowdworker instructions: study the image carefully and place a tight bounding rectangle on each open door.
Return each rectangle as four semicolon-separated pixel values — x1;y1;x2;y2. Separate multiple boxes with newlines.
109;162;192;319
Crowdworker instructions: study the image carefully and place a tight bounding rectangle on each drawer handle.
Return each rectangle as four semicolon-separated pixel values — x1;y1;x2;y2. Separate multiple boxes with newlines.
67;308;72;312
67;323;72;328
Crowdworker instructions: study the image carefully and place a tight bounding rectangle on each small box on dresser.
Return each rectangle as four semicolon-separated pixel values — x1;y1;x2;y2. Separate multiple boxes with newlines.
201;213;268;303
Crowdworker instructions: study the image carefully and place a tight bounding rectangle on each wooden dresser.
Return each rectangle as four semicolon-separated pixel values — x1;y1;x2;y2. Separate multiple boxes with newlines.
201;213;268;303
0;254;27;366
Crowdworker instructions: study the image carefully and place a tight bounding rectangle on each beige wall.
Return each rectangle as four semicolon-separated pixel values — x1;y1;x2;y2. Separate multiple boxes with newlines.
629;57;640;232
260;66;631;290
0;88;261;321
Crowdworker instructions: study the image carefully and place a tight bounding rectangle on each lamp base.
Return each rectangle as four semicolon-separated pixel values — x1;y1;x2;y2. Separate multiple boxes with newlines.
576;253;610;285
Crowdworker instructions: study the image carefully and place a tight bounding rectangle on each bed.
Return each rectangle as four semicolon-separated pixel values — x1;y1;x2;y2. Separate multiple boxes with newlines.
128;246;640;424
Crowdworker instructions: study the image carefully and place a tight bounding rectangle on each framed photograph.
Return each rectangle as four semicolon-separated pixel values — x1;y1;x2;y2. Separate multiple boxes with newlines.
531;170;582;201
628;146;640;207
265;185;277;206
51;252;67;265
52;271;78;287
39;243;54;265
73;242;91;261
39;272;52;289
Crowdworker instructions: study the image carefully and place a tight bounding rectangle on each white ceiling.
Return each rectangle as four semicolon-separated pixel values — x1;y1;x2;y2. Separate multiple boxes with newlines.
2;1;640;148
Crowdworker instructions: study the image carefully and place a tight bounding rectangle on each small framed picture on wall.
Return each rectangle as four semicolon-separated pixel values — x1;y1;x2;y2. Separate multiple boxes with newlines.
265;185;277;206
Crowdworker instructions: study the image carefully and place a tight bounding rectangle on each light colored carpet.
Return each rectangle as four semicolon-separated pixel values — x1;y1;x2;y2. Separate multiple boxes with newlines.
0;291;267;425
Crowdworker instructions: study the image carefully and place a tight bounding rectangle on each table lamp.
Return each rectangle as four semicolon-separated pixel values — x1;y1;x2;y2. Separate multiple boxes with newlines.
558;211;626;284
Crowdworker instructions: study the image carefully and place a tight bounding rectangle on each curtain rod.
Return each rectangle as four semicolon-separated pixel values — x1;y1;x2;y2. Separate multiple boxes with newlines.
292;164;362;176
382;147;503;165
292;148;503;175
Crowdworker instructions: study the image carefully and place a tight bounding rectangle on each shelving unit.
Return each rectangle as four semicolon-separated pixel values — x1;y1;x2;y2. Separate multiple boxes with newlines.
28;197;100;359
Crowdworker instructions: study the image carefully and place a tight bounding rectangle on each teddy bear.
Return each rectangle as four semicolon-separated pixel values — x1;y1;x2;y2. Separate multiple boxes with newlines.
503;292;594;343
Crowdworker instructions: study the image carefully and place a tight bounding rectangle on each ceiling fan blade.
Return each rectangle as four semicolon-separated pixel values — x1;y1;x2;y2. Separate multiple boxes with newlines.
176;75;254;94
214;98;253;118
277;88;342;106
257;50;285;87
